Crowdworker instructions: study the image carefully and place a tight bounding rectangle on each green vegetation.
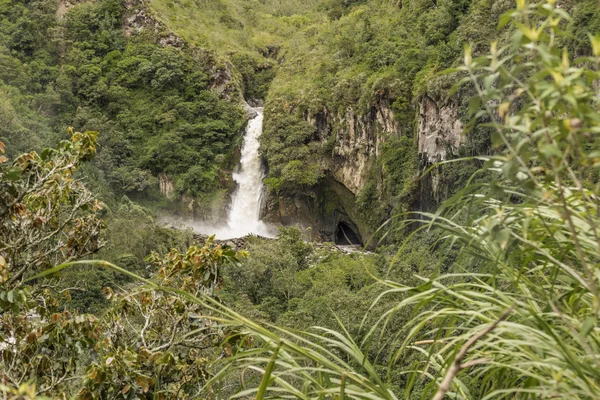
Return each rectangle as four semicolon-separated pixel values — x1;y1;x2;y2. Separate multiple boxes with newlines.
261;114;325;189
0;0;249;317
149;0;323;103
212;3;600;398
150;0;320;54
0;131;245;398
1;0;600;399
0;0;246;297
256;0;506;232
0;0;244;205
258;0;600;233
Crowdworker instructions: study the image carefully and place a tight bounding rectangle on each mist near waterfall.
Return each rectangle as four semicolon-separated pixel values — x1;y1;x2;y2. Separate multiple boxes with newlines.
163;108;275;240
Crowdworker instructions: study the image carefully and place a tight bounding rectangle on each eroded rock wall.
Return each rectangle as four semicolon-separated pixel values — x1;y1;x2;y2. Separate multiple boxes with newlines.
418;94;463;164
416;94;464;208
261;178;371;245
262;96;401;243
306;97;399;195
261;91;466;243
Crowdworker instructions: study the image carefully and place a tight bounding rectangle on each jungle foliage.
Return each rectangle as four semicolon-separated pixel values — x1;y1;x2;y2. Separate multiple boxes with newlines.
1;0;600;399
0;132;248;398
259;0;600;234
0;0;244;204
0;0;247;296
209;2;600;398
0;132;390;398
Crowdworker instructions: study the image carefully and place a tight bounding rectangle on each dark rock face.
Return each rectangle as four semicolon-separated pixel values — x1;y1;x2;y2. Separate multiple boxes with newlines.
261;177;373;246
260;92;466;244
416;94;464;210
209;64;240;100
304;97;399;196
260;95;401;245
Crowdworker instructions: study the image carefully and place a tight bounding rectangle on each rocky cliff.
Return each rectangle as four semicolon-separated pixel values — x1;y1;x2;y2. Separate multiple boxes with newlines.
262;176;368;244
307;97;398;195
260;96;396;244
261;91;465;244
418;95;463;165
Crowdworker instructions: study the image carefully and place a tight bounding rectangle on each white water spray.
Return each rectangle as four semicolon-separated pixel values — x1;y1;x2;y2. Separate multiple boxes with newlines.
220;109;272;238
177;108;273;239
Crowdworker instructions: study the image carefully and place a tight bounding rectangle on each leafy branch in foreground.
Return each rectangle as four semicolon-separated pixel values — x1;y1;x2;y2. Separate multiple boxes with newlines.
0;131;105;397
76;243;246;399
0;132;246;399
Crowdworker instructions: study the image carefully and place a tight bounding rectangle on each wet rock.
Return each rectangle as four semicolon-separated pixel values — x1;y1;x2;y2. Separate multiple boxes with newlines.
210;64;239;100
243;102;259;119
189;230;370;254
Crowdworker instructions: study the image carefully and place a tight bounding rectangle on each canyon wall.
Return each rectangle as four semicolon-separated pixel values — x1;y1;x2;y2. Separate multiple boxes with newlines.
418;95;463;165
306;97;398;195
261;92;464;244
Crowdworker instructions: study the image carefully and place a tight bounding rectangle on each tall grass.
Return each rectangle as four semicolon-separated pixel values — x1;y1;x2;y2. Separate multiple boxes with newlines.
148;0;321;57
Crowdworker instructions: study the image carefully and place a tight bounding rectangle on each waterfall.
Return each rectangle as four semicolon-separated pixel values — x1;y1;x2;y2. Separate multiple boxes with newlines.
161;107;274;239
221;108;272;238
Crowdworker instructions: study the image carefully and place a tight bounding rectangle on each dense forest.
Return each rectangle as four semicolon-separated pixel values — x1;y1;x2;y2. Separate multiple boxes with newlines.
1;0;600;398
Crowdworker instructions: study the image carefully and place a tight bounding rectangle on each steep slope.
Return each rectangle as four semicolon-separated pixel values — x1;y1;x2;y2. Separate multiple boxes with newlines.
3;0;596;243
259;0;501;242
148;0;323;102
0;0;245;218
139;0;599;244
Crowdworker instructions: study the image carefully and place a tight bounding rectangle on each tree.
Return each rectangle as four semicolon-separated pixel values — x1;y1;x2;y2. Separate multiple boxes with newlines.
0;131;245;398
0;130;104;396
1;129;104;286
79;241;245;399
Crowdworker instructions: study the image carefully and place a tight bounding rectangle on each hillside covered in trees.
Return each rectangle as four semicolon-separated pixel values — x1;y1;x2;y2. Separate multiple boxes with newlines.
1;0;600;398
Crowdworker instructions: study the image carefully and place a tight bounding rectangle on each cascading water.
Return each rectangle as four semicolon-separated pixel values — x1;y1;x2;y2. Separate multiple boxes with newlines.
219;108;272;238
182;108;273;239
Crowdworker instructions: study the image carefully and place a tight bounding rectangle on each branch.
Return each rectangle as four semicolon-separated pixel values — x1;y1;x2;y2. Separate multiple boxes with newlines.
150;316;184;352
432;307;512;400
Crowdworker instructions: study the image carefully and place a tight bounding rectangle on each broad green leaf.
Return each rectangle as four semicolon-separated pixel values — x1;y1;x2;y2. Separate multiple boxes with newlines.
590;33;600;57
5;167;21;181
580;317;595;337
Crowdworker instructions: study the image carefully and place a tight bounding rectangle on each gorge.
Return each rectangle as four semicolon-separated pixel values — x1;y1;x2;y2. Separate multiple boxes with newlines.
1;0;596;244
126;0;598;247
0;0;599;397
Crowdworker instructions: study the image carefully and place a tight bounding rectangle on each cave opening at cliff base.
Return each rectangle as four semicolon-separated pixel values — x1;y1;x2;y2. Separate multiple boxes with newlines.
335;221;362;246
